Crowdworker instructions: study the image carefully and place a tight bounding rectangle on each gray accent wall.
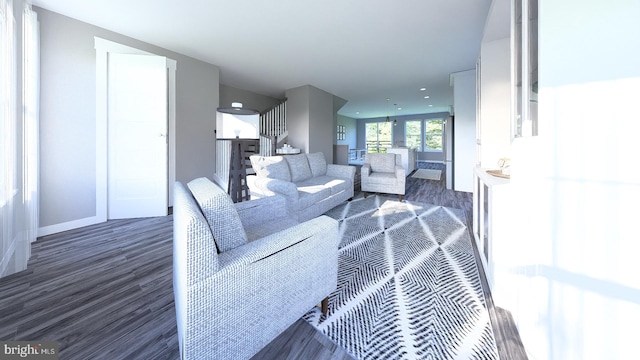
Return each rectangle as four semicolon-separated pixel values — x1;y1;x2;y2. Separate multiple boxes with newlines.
285;85;345;163
309;86;336;161
285;85;310;153
337;115;357;149
37;8;220;228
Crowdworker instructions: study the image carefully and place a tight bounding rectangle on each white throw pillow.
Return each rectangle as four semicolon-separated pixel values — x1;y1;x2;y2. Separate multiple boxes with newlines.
250;155;291;182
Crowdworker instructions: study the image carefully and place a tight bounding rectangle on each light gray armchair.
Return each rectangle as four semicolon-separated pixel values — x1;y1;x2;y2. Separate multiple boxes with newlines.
361;153;406;201
173;177;339;360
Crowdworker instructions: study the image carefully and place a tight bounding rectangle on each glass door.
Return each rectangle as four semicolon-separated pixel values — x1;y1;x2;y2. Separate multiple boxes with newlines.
365;122;392;153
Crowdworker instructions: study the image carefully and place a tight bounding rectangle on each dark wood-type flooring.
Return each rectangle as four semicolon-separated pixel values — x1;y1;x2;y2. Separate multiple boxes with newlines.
0;162;527;360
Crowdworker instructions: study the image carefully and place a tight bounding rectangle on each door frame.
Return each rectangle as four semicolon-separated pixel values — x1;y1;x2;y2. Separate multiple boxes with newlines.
94;37;177;223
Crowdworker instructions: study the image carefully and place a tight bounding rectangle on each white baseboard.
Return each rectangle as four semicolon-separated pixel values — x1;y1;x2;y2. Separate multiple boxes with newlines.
417;160;445;164
38;216;104;237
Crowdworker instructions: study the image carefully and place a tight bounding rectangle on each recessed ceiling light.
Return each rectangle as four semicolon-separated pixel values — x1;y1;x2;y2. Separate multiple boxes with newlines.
356;112;360;115
419;88;427;91
424;96;430;99
428;105;433;107
397;107;402;111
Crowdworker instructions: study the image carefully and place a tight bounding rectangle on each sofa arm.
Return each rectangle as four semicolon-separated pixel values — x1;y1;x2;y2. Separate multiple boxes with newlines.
395;165;406;178
217;215;339;272
246;175;298;200
184;215;339;360
235;194;288;228
327;164;356;181
361;163;371;177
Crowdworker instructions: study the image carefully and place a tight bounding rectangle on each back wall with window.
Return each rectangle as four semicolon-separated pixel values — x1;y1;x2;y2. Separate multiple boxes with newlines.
356;112;450;162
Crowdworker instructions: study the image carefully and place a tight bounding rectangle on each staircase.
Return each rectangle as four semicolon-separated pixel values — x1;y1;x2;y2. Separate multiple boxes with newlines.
214;98;288;202
227;139;259;202
258;98;288;156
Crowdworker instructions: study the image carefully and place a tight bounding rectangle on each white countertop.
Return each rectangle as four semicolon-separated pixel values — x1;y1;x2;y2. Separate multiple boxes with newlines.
276;147;301;154
475;167;510;186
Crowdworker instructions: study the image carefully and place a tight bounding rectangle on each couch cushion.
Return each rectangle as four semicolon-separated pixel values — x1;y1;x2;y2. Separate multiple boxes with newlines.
250;155;291;182
306;152;327;177
365;172;399;185
296;176;350;196
244;217;300;242
296;184;332;210
285;154;313;183
367;153;397;173
187;178;248;252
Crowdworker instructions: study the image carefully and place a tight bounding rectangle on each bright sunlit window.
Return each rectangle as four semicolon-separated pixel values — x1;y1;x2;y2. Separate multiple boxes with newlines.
405;120;421;150
365;121;392;153
424;119;443;151
1;0;16;206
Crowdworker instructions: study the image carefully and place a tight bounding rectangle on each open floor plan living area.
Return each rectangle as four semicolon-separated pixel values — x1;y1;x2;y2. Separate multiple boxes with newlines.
1;162;528;359
2;1;639;359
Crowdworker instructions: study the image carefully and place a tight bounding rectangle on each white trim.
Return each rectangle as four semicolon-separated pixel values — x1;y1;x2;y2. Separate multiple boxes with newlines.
416;160;445;164
94;37;177;219
38;216;103;238
95;44;108;223
167;58;176;206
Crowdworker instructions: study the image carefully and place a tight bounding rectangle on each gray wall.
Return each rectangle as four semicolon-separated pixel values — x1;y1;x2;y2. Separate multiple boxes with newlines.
285;85;310;152
309;86;335;162
37;8;220;228
219;84;281;113
337;115;357;149
285;85;342;163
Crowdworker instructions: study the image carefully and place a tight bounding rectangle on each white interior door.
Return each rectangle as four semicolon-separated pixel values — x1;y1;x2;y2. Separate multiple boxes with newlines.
108;53;168;219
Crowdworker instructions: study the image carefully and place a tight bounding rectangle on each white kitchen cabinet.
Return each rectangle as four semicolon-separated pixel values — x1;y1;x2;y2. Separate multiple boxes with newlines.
387;147;416;175
473;167;511;293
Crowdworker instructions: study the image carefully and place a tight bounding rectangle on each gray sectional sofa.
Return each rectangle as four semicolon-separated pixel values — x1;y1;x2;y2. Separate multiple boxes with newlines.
247;152;356;222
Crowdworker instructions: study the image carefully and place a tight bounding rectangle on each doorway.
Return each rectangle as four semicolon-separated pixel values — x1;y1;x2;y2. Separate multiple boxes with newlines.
95;38;177;222
107;53;168;219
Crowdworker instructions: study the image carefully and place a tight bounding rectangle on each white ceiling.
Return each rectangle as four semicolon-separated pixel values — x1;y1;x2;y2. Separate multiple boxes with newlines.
33;0;493;119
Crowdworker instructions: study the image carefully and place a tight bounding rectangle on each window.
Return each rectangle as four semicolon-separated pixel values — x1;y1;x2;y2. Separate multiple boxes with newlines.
403;119;444;152
424;119;443;151
1;0;40;276
1;0;16;205
405;120;421;150
365;121;392;153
